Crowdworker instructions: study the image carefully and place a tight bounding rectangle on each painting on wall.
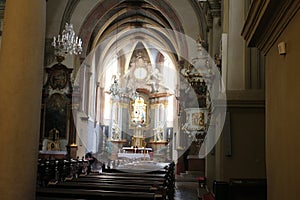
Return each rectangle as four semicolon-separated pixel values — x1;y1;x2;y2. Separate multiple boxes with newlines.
44;93;69;139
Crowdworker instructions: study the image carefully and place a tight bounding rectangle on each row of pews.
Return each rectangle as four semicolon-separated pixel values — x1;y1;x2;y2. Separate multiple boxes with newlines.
36;158;175;200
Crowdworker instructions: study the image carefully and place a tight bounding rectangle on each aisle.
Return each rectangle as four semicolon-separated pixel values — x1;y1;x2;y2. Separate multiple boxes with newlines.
174;181;199;200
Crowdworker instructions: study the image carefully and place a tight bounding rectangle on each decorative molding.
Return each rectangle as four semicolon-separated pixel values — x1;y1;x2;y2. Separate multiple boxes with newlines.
241;0;300;55
189;0;208;41
226;90;265;108
60;0;80;32
241;0;270;46
227;99;265;108
226;90;265;100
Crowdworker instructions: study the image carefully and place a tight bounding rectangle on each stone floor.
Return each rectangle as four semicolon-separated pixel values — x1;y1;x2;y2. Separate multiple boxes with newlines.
174;181;199;200
174;171;210;200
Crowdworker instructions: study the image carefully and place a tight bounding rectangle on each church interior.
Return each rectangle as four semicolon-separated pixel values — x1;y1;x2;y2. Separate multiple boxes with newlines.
0;0;300;200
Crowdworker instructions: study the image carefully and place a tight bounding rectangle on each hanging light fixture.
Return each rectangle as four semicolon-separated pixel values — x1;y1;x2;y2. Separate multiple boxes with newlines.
52;23;82;60
105;10;139;101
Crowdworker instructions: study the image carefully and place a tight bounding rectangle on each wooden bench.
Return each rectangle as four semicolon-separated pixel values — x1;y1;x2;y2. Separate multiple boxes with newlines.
36;161;175;200
98;172;167;178
68;176;168;196
69;177;164;186
36;187;163;200
48;180;167;197
37;171;169;199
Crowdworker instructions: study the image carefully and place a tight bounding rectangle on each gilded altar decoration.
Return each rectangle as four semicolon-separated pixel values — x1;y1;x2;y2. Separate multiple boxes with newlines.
46;64;72;90
49;68;67;90
41;62;73;152
47;128;60;151
131;96;147;127
192;112;205;126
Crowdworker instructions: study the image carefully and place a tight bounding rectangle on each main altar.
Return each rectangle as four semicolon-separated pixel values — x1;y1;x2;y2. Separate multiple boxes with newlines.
101;48;174;162
107;92;171;158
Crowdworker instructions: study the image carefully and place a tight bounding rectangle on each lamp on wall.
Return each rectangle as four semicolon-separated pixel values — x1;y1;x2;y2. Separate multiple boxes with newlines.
52;23;82;61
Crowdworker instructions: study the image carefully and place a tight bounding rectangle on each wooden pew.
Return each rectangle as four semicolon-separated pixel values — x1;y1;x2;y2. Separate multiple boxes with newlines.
47;181;166;197
69;177;164;186
36;187;163;200
98;171;167;178
67;176;167;197
36;160;175;200
81;174;166;182
48;181;161;192
37;171;168;199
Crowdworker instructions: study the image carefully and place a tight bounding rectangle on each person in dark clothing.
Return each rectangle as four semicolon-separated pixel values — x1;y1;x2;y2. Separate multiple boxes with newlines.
85;152;96;173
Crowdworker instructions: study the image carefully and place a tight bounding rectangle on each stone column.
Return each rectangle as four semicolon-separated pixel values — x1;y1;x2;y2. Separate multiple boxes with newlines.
225;0;246;90
0;0;46;199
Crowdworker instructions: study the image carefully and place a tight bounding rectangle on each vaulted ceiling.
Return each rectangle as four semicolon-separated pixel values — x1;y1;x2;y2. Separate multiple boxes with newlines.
54;0;220;58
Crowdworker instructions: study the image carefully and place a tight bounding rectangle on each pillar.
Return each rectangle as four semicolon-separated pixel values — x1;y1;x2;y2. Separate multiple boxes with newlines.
225;0;246;90
0;0;46;199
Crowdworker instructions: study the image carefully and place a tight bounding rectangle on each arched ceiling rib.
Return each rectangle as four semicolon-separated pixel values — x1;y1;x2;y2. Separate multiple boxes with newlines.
94;27;180;75
91;8;174;49
90;3;177;53
78;0;187;59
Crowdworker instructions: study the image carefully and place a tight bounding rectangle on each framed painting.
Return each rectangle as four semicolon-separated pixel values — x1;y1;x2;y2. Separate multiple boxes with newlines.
44;93;69;139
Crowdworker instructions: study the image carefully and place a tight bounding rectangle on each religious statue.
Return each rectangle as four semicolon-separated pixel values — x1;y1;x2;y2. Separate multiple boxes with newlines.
146;68;164;93
112;120;121;140
153;121;165;142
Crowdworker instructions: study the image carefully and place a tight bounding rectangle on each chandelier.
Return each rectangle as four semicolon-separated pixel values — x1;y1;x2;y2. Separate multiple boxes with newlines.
106;74;140;101
52;23;82;59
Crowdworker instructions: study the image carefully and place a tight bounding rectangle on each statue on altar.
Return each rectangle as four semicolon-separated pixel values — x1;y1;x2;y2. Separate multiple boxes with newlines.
47;128;60;151
112;120;121;140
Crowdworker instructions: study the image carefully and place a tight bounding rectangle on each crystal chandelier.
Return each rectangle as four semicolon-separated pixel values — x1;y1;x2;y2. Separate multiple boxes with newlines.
52;23;82;59
106;74;140;101
106;75;122;97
